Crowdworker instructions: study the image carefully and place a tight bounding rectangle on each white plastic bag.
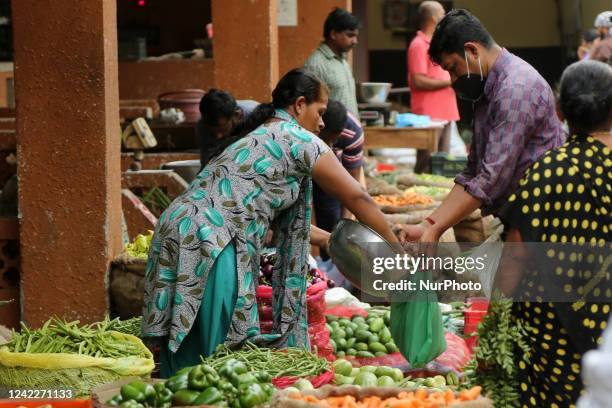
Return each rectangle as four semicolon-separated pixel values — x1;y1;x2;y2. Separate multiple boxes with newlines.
465;218;504;298
324;287;370;310
577;315;612;408
449;122;468;156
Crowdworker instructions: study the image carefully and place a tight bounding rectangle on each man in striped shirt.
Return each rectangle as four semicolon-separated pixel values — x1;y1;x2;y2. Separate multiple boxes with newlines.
313;100;365;258
312;100;366;289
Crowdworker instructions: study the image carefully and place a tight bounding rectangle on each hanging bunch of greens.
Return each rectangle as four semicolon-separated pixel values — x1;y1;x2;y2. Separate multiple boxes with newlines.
463;298;531;407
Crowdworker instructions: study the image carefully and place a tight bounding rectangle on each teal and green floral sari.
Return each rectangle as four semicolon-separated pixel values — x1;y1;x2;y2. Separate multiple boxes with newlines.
142;110;330;376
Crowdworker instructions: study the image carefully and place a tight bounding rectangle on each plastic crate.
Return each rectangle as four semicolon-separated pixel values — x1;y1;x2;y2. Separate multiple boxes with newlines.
463;297;490;352
430;152;468;177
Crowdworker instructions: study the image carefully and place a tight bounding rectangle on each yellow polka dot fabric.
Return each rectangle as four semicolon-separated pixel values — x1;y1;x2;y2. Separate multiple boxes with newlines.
502;134;611;407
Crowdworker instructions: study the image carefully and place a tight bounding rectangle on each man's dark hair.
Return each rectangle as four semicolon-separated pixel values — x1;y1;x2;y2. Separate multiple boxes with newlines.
560;60;612;134
199;89;238;126
208;68;328;162
324;8;360;39
583;28;599;43
322;100;348;135
429;9;494;65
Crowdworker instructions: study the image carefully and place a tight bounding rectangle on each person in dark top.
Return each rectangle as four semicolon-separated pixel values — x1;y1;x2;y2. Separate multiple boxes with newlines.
499;59;611;408
313;100;365;259
197;89;258;168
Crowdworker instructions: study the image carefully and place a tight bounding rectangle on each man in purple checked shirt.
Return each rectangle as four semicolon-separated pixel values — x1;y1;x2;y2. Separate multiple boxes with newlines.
398;9;565;244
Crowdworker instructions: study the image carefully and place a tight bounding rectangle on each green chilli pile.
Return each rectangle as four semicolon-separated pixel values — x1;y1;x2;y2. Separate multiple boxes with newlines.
7;317;147;358
205;342;330;378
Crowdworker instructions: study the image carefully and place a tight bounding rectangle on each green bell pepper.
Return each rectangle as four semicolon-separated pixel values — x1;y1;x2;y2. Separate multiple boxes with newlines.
129;380;157;406
219;359;248;379
193;387;224;406
260;383;275;398
217;379;238;395
166;369;191;393
188;364;220;390
106;394;124;406
120;383;145;403
230;373;258;387
253;372;272;383
152;383;173;408
172;389;200;406
119;401;144;408
238;383;267;408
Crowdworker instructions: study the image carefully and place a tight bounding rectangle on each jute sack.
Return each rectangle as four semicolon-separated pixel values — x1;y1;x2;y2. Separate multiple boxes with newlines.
380;202;438;214
109;254;147;319
453;210;486;243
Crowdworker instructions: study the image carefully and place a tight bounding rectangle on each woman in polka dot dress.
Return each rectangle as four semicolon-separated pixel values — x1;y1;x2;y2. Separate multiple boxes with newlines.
500;60;611;407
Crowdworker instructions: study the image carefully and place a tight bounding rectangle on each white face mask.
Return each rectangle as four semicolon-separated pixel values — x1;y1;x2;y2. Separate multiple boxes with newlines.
465;50;484;80
452;50;486;103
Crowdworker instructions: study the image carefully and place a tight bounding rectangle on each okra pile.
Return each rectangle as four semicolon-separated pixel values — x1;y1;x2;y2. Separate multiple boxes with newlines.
107;359;275;408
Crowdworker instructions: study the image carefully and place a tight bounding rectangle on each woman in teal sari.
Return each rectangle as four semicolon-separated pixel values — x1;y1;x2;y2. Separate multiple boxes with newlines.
142;69;399;377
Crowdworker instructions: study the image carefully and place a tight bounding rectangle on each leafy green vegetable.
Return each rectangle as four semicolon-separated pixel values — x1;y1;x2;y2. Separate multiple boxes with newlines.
463;298;530;407
124;231;154;259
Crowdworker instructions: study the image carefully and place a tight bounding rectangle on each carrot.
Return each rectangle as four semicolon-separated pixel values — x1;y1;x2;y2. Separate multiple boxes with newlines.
387;401;414;408
362;396;382;408
292;387;481;408
344;396;358;408
458;386;482;401
373;192;434;206
414;389;428;400
326;397;348;407
443;389;455;405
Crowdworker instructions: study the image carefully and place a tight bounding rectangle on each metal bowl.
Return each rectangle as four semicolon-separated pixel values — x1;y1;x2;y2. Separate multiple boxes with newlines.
357;82;392;104
328;219;399;296
160;160;201;183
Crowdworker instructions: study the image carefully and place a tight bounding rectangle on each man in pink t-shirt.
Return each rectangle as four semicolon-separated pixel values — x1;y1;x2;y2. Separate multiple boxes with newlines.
407;1;460;172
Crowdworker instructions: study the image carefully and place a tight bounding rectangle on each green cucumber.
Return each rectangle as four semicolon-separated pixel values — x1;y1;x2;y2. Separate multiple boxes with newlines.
355;342;369;352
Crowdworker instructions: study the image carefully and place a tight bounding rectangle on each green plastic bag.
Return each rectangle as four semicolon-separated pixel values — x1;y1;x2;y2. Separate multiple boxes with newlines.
389;275;446;367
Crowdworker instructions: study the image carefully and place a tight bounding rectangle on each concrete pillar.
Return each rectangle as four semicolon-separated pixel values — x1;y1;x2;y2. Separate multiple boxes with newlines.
279;0;351;77
212;0;279;101
13;0;122;325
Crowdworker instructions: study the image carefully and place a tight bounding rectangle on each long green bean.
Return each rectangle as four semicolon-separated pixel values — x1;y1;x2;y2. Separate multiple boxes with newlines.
5;317;147;359
204;341;329;378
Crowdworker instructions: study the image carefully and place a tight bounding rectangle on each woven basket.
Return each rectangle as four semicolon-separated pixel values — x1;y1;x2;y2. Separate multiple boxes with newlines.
109;254;147;319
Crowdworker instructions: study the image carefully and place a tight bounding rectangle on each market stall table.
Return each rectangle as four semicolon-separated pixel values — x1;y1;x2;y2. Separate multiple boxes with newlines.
363;120;448;154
